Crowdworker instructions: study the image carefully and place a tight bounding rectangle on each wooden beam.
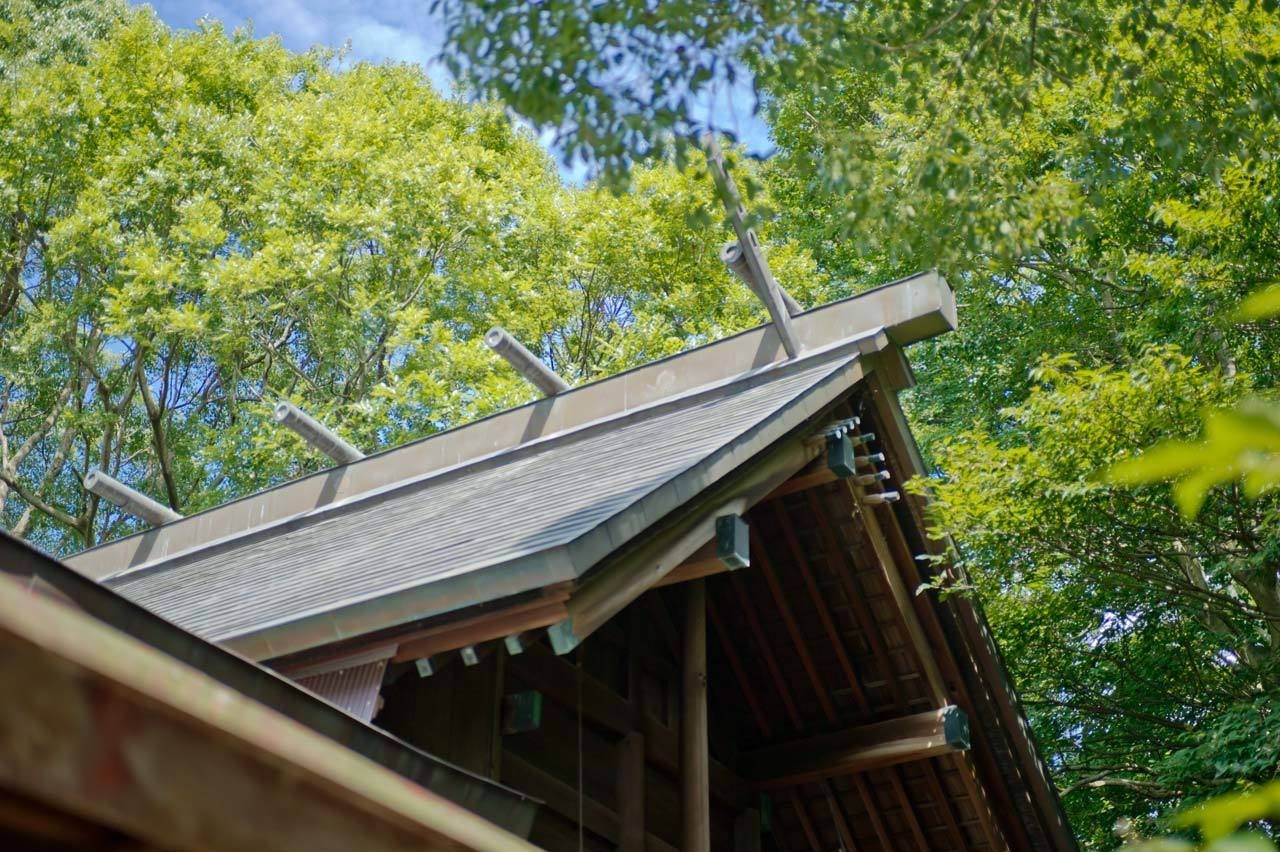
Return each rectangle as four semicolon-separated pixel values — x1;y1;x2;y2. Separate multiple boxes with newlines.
682;580;711;852
741;706;970;789
762;467;839;501
707;595;772;739
771;501;872;717
392;594;569;662
750;528;838;724
655;541;726;588
617;733;645;852
730;572;805;731
787;790;823;852
823;782;860;852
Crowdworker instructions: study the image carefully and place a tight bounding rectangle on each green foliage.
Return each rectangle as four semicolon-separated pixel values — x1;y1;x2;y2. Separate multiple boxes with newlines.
0;3;828;553
1110;291;1280;518
1110;399;1280;518
921;349;1279;847
1118;778;1280;850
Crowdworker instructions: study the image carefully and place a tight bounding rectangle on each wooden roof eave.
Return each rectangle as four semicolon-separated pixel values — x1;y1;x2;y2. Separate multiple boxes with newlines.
0;567;540;850
0;530;541;840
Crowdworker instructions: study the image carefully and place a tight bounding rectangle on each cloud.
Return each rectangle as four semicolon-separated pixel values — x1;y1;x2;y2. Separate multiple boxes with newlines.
146;0;451;88
141;0;774;172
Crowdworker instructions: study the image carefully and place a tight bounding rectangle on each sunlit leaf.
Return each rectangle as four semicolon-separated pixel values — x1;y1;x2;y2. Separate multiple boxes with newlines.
1232;285;1280;321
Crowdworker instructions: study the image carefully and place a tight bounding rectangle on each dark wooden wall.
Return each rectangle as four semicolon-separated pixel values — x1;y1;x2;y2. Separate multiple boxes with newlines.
377;589;756;851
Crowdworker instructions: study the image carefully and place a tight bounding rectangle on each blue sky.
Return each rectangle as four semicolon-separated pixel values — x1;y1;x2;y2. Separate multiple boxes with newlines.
141;0;774;179
145;0;454;89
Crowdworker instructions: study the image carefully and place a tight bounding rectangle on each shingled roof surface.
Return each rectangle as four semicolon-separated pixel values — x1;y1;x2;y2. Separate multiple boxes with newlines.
103;343;863;643
68;271;956;660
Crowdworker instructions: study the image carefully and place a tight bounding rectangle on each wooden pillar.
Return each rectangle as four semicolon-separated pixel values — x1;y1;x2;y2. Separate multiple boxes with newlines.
682;580;711;852
617;732;645;852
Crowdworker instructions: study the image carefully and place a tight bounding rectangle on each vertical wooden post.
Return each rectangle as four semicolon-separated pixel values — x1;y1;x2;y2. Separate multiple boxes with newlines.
682;580;711;852
617;732;645;852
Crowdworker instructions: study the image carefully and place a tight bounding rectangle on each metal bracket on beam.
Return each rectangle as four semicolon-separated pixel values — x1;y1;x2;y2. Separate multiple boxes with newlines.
704;135;802;358
827;432;856;478
414;656;436;678
273;402;365;465
460;645;481;666
83;470;182;527
484;326;570;397
860;491;900;506
715;514;750;570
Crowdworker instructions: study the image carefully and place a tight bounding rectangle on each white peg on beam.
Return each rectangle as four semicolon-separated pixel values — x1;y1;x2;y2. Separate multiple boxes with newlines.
484;326;571;397
83;469;182;527
273;401;365;465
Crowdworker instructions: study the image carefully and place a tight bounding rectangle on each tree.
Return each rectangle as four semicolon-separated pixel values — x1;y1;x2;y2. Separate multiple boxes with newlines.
0;3;828;554
436;0;1280;845
919;349;1278;844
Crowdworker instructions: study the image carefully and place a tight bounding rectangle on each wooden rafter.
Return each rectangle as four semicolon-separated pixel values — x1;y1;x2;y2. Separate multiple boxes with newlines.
730;572;805;731
887;767;932;852
852;774;894;852
842;468;950;707
770;501;872;717
762;467;839;502
805;488;908;710
707;595;772;739
952;752;1010;852
787;790;823;852
823;781;861;852
655;541;726;587
921;760;968;852
750;528;838;723
860;380;1069;851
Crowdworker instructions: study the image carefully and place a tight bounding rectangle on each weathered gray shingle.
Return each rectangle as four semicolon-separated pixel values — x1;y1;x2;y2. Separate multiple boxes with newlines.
105;346;864;645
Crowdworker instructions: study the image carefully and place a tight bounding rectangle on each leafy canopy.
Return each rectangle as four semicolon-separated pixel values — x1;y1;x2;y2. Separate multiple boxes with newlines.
0;3;829;552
